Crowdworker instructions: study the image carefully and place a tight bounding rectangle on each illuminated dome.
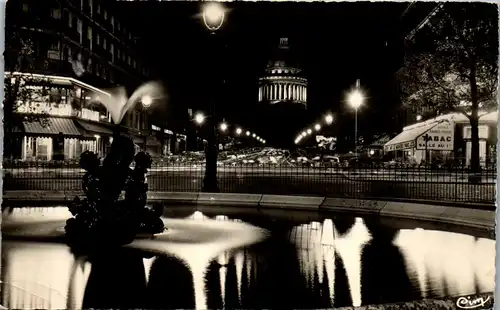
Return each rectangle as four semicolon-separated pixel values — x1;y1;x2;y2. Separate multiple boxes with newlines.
258;38;308;109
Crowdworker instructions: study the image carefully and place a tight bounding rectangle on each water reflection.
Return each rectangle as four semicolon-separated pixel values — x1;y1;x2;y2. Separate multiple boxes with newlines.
2;207;495;309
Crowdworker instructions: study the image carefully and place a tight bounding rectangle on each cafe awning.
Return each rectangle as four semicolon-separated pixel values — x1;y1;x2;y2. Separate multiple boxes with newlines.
22;117;81;137
76;120;114;137
384;122;438;152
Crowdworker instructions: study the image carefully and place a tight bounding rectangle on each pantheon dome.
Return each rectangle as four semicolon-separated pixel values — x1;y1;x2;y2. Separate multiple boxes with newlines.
258;38;308;109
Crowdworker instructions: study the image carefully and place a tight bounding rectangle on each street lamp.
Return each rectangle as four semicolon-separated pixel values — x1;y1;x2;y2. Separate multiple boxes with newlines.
141;95;153;108
314;123;321;131
201;2;227;193
325;114;333;125
195;112;205;125
220;122;228;132
246;131;251;136
347;83;364;156
141;95;154;151
202;2;226;32
252;133;256;138
235;127;242;135
307;129;312;135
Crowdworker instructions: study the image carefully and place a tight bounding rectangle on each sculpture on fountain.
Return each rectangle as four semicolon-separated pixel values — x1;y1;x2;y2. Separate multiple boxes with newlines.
65;133;165;248
65;81;167;249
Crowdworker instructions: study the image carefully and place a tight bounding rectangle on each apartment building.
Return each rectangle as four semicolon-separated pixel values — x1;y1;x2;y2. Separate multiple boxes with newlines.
6;0;171;160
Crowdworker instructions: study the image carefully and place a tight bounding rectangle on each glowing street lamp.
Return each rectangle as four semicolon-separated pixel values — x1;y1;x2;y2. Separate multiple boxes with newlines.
202;2;226;32
141;95;153;108
301;131;307;137
220;122;228;132
325;114;333;125
314;123;321;131
307;129;312;135
246;131;251;136
195;112;205;125
348;80;365;155
252;133;256;138
235;128;242;135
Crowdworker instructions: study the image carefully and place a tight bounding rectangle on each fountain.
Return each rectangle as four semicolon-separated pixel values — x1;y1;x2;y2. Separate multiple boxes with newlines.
64;82;166;250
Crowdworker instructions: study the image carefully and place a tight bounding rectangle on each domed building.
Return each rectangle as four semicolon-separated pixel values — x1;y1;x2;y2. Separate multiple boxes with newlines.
254;38;309;148
258;38;308;109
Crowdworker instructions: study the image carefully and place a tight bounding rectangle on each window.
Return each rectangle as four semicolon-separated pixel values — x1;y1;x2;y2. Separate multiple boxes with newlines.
463;125;489;140
127;56;131;65
104;10;107;19
96;33;100;45
110;43;114;61
111;16;114;27
68;12;73;28
22;3;29;12
133;60;136;69
51;8;61;19
117;49;120;59
87;27;92;40
103;37;107;50
97;4;101;14
77;19;82;34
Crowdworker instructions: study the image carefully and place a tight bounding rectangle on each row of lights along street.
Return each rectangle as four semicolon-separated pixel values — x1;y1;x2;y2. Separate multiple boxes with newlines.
194;111;266;144
295;81;365;155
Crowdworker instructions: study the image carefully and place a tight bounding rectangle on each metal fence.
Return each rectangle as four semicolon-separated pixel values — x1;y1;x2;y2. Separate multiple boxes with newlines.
3;161;497;205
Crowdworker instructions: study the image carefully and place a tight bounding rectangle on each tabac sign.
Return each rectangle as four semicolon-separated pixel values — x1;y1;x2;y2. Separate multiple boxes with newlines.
416;121;454;150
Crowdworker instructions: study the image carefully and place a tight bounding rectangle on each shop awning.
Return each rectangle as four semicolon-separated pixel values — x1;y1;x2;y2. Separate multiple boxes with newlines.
22;117;81;137
76;120;114;136
384;122;438;152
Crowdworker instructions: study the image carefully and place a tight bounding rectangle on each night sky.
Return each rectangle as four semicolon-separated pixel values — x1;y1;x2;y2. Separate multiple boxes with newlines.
114;1;412;140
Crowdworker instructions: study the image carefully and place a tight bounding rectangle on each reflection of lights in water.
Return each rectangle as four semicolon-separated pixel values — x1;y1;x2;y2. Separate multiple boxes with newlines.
143;257;157;285
322;219;336;304
290;217;371;307
393;229;495;298
334;217;372;307
234;251;245;303
2;242;87;310
217;251;229;308
68;257;92;310
128;215;267;310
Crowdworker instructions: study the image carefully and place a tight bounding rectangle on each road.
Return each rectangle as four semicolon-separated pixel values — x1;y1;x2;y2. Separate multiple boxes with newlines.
4;169;496;204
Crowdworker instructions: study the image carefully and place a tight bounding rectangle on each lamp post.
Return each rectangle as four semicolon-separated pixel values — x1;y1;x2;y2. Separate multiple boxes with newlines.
201;2;226;193
141;95;153;151
347;80;364;156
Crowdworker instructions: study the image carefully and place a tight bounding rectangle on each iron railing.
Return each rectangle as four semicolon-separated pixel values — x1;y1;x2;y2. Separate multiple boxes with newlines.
3;160;497;205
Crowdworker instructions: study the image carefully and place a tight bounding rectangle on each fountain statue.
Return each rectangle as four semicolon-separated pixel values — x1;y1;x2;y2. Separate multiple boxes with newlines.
65;82;166;250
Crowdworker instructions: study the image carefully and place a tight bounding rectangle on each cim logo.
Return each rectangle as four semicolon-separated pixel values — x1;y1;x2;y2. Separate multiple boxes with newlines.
456;294;493;309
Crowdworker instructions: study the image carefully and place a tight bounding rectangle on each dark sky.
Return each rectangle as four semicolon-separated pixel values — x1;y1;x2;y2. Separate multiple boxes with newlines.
114;1;412;137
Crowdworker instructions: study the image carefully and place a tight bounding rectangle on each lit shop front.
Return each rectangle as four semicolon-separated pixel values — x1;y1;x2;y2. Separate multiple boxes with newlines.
384;111;497;166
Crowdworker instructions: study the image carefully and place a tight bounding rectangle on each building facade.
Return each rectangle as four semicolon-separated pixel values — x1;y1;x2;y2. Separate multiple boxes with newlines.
258;38;308;109
5;0;176;160
384;111;498;167
255;37;309;147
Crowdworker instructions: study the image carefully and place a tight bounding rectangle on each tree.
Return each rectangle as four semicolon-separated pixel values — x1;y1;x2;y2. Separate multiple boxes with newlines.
397;3;498;173
4;31;54;160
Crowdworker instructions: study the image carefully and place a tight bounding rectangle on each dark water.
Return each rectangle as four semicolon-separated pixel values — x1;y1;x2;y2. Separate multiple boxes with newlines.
1;205;495;310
